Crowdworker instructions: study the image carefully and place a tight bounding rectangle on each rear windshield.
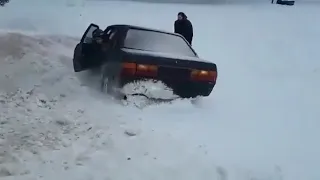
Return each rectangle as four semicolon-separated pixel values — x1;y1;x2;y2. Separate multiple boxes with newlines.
123;28;196;57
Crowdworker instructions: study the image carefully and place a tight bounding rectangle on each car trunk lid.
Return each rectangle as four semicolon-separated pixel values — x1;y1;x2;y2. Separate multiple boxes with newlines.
120;48;217;82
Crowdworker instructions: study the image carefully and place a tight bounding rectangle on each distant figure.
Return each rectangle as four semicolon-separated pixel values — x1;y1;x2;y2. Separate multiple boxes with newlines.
174;12;193;45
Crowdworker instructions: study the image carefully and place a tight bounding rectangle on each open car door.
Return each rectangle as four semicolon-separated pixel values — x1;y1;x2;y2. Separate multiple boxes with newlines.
73;23;100;72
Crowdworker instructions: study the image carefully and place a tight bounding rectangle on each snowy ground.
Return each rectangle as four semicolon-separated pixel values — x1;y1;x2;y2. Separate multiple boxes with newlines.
1;1;320;180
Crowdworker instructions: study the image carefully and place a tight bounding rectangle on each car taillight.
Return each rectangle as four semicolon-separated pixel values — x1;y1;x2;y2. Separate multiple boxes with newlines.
121;62;158;77
190;69;217;82
136;64;158;77
121;62;136;75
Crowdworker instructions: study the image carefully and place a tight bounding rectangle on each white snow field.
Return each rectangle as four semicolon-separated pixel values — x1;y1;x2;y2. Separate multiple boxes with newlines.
1;0;320;180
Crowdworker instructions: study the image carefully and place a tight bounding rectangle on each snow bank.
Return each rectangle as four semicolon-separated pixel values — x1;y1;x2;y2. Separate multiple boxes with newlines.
0;32;219;180
0;31;220;180
0;1;320;180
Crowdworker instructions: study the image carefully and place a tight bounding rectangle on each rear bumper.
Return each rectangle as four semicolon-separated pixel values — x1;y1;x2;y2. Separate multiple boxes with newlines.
119;76;215;98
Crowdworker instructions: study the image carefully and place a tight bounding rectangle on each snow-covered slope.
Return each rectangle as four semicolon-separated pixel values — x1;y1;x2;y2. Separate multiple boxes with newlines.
1;1;320;180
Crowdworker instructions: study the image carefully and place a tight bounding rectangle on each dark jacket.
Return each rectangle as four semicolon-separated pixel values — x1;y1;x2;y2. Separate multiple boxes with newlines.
174;12;193;45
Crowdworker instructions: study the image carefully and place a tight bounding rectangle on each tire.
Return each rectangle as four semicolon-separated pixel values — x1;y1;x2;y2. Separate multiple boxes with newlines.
101;75;121;97
101;76;113;94
100;64;120;95
100;69;110;93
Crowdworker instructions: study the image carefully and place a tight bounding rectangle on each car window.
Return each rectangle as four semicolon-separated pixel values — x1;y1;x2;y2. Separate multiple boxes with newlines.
108;29;118;47
109;31;116;40
106;29;112;35
123;28;196;57
83;25;98;44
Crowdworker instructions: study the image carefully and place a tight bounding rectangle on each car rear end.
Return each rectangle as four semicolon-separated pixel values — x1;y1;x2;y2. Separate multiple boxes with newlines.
158;65;217;97
115;27;217;98
118;52;217;98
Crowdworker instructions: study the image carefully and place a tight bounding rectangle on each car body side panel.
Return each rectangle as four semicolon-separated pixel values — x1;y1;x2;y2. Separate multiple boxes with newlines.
75;24;217;97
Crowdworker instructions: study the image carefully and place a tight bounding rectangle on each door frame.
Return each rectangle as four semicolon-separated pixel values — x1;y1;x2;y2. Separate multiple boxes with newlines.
73;23;100;72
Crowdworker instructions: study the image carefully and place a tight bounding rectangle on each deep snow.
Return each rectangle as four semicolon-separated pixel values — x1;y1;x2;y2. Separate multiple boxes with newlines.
0;1;320;180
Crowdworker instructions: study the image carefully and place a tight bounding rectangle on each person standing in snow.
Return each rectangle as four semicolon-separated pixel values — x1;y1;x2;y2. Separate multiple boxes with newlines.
174;12;193;45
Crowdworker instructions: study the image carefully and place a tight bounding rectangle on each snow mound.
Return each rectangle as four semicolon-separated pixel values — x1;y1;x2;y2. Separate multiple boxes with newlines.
0;32;222;179
0;88;95;177
0;32;94;177
0;32;79;94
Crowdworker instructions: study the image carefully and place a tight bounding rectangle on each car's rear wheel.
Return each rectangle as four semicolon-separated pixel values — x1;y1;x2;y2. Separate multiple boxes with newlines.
101;76;114;93
100;65;122;98
100;71;112;94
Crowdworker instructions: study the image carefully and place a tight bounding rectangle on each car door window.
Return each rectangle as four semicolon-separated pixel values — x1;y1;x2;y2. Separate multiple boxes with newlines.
83;25;99;44
108;29;118;48
105;29;112;36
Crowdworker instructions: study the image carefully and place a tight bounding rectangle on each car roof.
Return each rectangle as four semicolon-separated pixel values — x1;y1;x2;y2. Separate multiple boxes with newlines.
106;24;180;37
